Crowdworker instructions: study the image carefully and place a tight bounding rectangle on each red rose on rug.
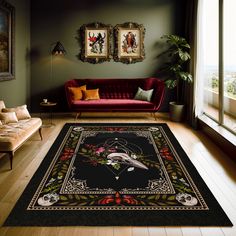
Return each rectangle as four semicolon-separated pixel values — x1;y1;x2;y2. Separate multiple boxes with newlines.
160;147;174;161
98;192;138;205
60;148;74;161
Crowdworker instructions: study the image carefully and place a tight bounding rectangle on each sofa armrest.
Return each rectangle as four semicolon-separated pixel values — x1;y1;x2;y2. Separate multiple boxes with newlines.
64;79;78;109
153;79;165;111
145;78;165;111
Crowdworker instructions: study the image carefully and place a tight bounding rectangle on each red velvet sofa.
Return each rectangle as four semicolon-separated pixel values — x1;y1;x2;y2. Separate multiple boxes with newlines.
65;78;165;115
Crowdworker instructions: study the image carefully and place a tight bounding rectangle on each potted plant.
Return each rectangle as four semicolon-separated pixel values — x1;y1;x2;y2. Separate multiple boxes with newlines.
160;34;193;122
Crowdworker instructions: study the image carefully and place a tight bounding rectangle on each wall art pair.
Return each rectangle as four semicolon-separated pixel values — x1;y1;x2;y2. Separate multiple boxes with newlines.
79;22;145;64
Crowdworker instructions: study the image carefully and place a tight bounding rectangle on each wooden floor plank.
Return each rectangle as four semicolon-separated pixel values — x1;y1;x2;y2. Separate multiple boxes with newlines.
165;227;183;236
57;227;81;236
78;226;98;236
0;226;8;236
221;227;236;236
200;228;224;236
113;226;132;236
181;227;202;236
97;226;114;236
132;227;149;236
148;227;167;236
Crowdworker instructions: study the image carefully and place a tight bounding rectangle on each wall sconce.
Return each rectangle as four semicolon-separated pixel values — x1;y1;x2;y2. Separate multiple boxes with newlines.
51;41;66;55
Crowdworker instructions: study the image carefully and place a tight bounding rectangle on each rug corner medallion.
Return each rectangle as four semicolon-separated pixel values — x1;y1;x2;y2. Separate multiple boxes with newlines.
4;123;233;226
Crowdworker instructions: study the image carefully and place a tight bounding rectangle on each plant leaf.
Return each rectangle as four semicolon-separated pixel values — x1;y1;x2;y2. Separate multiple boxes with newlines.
165;79;177;89
167;195;176;201
178;50;190;61
60;195;68;201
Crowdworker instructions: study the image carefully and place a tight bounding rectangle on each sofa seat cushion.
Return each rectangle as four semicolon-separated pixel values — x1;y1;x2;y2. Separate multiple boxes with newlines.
71;99;154;110
0;118;42;151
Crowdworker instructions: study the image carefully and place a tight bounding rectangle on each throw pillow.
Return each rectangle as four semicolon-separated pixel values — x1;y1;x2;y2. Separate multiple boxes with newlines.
68;85;86;100
134;87;154;102
2;105;31;120
83;89;100;100
0;112;18;124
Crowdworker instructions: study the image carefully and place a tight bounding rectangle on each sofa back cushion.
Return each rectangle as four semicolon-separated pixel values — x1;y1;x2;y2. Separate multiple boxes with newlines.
66;79;149;99
83;89;100;100
2;105;31;120
68;85;86;100
0;112;18;124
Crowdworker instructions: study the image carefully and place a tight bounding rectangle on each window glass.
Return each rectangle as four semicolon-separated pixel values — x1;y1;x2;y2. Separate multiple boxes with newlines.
202;0;219;121
223;0;236;132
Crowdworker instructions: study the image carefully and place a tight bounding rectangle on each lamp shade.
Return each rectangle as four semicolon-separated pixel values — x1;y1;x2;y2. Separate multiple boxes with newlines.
51;41;66;55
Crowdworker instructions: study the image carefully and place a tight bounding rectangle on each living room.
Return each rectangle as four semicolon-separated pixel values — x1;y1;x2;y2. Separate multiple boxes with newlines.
0;0;236;235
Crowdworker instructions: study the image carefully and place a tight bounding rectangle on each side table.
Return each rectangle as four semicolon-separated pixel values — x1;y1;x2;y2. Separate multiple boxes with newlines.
40;102;57;126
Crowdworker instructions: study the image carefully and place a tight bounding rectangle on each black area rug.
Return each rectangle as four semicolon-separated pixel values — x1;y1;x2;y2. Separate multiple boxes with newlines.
4;123;233;226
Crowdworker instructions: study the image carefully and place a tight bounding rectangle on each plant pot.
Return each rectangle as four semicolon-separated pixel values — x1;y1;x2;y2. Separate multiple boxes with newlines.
169;101;185;122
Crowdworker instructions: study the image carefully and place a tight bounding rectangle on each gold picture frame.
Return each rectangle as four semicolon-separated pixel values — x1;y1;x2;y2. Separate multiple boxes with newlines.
0;0;15;81
79;22;113;64
114;22;145;64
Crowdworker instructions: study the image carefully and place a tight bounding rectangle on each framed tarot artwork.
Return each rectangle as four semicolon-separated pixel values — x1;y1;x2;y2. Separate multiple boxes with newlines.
80;22;112;64
114;22;145;64
0;0;15;81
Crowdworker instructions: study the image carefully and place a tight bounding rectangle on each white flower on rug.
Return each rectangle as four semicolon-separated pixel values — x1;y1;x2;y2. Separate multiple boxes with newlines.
176;193;198;206
148;127;159;131
179;178;190;186
73;127;84;132
131;153;137;159
38;193;59;206
127;167;134;172
45;178;56;187
106;160;116;166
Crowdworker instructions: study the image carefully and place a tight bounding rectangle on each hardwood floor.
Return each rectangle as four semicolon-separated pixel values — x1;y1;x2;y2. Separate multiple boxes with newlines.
0;112;235;236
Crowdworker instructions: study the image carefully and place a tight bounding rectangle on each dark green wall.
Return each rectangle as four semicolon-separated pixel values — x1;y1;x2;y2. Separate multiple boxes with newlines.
0;0;30;108
30;0;186;112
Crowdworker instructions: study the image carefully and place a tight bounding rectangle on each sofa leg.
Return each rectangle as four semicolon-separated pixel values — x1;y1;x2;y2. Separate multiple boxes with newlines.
9;152;14;170
75;112;81;120
39;128;43;140
153;112;158;121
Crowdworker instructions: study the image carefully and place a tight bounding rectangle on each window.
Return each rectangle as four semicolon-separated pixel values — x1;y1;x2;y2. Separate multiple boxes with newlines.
199;0;236;134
